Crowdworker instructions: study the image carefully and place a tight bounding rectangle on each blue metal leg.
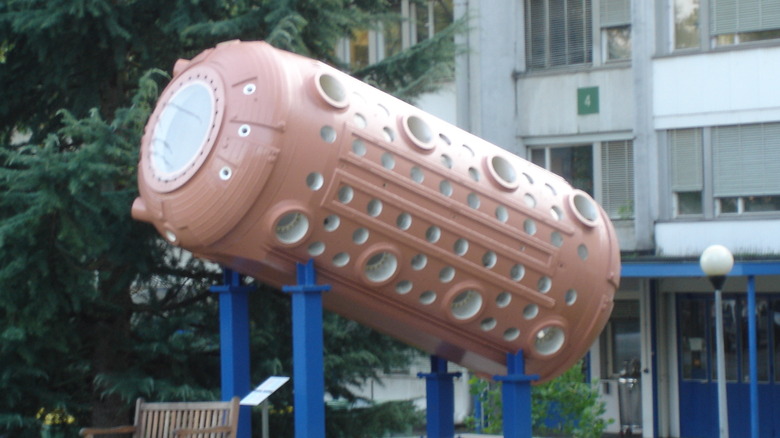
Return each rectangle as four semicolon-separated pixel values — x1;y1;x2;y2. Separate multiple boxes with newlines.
494;351;539;438
211;269;255;438
417;356;462;438
282;260;331;438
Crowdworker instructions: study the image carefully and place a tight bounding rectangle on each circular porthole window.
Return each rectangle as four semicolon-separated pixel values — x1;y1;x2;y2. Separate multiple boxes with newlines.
151;81;215;179
274;212;310;245
363;252;398;283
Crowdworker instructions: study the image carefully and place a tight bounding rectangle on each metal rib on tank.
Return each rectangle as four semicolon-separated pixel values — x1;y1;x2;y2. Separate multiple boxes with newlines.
132;40;620;382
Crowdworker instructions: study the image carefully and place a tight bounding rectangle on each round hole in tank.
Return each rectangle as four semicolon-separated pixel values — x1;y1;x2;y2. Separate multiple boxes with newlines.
323;214;340;232
468;167;480;181
495;206;509;223
425;226;441;243
243;83;256;95
451;289;483;320
219;166;233;180
482;251;497;269
571;191;600;226
320;126;337;143
565;289;578;305
454;238;469;256
535;326;566;356
522;172;534;184
306;172;324;191
440;154;453;169
439;133;452;145
461;144;475;157
367;199;383;217
467;193;480;209
411;166;425;183
396;280;413;294
308;241;325;256
481;317;497;331
523;304;539;320
377;104;390;118
496;291;512;308
439;180;453;197
405;115;434;149
489;155;518;189
383;127;395;142
338;185;354;204
396;212;412;230
503;327;520;341
578;244;589;260
353;113;367;129
419;290;437;305
510;264;525;281
546;183;557;196
364;252;398;283
381;152;396;170
352;227;370;245
537;276;552;293
439;266;456;283
523;219;537;235
352;139;367;156
411;254;428;270
317;73;348;108
551;231;563;248
524;193;536;208
333;252;350;267
275;212;310;245
551;205;564;221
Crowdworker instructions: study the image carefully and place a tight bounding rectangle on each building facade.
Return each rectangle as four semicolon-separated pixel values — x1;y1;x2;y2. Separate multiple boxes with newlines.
455;0;780;437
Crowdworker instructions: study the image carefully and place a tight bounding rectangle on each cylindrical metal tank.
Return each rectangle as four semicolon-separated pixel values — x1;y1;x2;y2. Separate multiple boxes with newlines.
131;40;619;382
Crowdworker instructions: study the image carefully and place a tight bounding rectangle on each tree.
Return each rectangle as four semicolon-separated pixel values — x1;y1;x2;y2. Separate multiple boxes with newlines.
0;1;460;436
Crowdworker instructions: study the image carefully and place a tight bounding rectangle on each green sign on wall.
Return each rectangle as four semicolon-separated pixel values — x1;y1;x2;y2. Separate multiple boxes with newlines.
577;86;599;115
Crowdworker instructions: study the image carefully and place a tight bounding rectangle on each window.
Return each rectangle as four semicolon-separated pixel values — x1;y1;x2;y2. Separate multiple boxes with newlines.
530;141;633;220
531;145;594;195
669;122;780;217
713;123;780;214
526;0;593;69
711;0;780;46
669;129;704;216
339;0;454;69
601;0;632;60
674;0;701;49
673;0;780;50
601;140;634;219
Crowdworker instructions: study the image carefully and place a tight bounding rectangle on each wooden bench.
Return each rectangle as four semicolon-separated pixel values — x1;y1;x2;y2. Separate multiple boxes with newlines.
80;397;240;437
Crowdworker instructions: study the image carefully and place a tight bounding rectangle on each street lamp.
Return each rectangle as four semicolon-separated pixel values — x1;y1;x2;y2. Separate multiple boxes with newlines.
700;244;734;438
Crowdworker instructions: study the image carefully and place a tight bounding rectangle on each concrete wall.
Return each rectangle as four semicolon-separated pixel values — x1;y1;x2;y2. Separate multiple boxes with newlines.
654;46;780;130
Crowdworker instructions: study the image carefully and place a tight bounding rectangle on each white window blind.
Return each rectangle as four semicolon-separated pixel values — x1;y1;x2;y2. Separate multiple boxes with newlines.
526;0;593;69
601;140;634;218
600;0;630;27
711;0;780;35
713;122;780;197
670;129;703;192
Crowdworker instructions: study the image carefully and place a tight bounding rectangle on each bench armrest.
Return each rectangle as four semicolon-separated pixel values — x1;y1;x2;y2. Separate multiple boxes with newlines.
79;425;136;437
174;425;233;436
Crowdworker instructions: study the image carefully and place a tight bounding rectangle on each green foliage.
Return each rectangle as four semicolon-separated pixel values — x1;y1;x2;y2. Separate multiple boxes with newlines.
467;361;613;438
0;1;460;436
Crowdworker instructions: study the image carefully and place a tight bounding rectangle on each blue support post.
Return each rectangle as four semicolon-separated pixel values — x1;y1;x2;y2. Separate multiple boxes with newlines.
494;351;539;438
211;269;255;438
747;275;759;438
417;356;462;438
282;260;331;438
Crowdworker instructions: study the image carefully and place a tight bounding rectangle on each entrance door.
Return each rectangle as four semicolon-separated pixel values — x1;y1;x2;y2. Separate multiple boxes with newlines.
678;294;780;437
600;300;642;435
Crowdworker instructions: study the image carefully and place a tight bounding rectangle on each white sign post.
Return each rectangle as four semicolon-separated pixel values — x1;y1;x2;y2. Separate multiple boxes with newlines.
241;376;290;438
